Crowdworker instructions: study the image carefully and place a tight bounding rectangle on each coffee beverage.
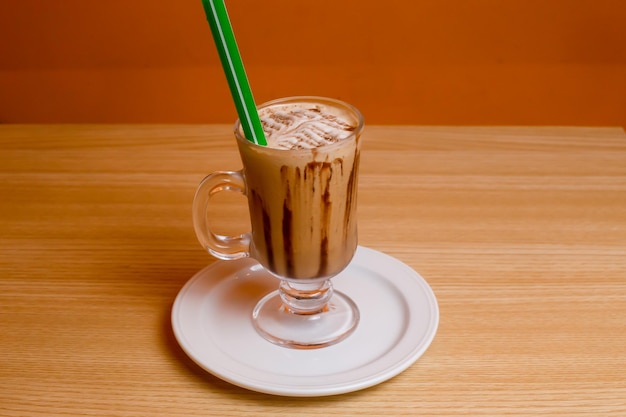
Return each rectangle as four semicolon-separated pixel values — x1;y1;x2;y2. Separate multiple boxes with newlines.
192;97;364;348
235;98;363;280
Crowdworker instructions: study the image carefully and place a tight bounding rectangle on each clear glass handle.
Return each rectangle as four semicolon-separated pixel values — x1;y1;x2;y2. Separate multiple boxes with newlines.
192;170;251;260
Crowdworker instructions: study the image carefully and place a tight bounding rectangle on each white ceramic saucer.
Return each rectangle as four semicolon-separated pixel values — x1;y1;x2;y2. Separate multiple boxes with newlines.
171;246;439;397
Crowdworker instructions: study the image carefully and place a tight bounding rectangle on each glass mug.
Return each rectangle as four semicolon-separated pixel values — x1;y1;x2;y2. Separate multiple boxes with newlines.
192;96;364;349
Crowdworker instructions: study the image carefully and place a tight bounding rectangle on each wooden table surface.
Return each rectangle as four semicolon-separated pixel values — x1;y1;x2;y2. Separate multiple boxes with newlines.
1;125;625;416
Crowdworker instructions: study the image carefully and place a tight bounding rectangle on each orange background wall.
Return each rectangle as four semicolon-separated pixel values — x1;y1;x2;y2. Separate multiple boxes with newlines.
1;0;625;126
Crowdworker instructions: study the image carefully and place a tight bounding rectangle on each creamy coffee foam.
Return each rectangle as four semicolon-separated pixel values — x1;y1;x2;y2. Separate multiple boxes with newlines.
259;104;356;150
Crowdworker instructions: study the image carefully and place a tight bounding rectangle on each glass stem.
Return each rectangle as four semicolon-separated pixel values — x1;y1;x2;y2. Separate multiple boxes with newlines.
279;280;333;315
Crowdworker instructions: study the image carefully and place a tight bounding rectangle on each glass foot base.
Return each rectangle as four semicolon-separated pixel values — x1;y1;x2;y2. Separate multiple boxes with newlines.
252;290;359;349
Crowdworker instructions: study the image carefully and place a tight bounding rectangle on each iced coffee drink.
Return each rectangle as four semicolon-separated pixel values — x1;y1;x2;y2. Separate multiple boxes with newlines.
193;96;364;348
235;97;363;281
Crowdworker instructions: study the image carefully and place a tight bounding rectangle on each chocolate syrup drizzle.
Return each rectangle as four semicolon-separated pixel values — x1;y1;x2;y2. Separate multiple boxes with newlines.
251;150;359;279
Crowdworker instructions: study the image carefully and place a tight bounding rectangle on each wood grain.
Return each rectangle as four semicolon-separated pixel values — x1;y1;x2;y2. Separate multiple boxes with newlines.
1;125;625;416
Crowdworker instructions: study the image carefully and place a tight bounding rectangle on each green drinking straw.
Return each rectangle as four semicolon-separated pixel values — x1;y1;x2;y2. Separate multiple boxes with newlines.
201;0;267;146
